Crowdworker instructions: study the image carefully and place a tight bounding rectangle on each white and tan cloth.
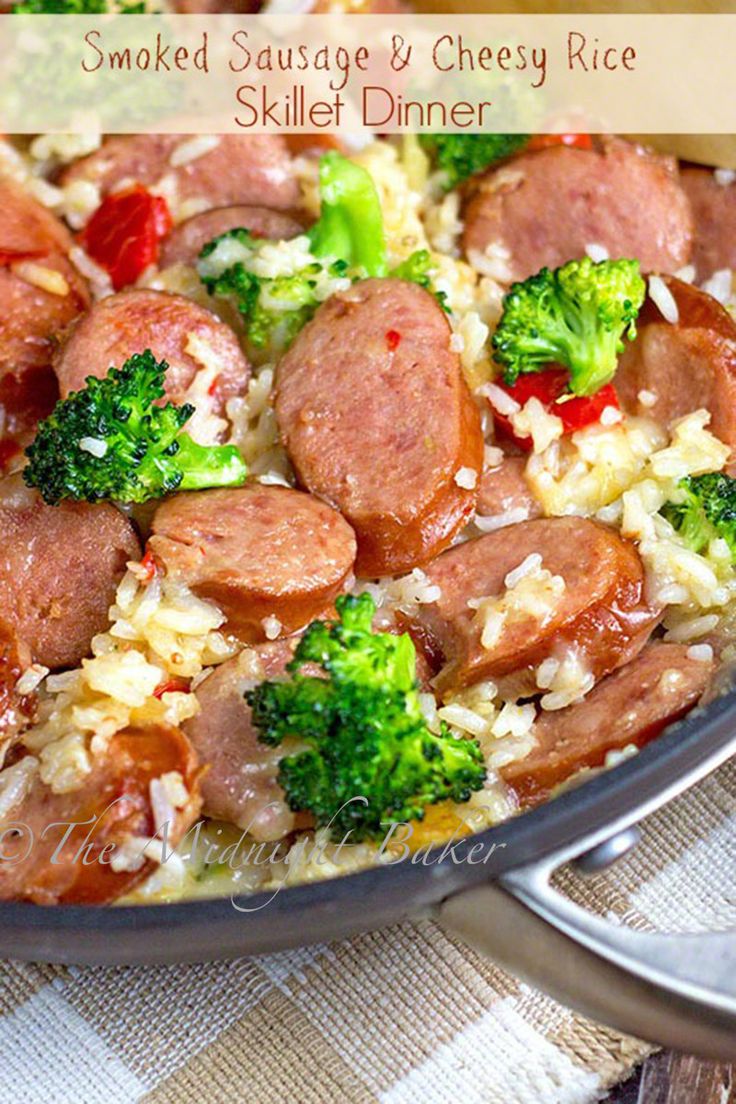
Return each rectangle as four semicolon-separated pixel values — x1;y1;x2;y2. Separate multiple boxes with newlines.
1;760;734;1104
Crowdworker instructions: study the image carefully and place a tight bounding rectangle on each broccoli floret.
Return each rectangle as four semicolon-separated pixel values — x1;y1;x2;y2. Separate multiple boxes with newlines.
24;350;247;505
307;151;387;278
199;154;447;355
492;257;646;397
661;473;736;557
246;594;486;841
199;229;350;352
13;0;144;10
419;134;529;190
390;249;450;313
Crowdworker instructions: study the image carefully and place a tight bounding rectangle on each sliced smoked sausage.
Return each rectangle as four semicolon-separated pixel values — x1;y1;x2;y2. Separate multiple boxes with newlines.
60;135;299;215
0;475;140;669
680;166;736;281
53;289;251;441
275;278;483;578
0;618;35;745
183;641;299;841
0;724;201;905
413;517;660;696
462;138;692;284
615;275;736;461
501;643;714;808
0;177;89;437
149;484;357;643
160;205;304;269
477;456;542;524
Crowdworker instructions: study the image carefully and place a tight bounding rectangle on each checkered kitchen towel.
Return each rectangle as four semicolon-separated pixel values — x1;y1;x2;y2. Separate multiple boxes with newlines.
1;759;734;1104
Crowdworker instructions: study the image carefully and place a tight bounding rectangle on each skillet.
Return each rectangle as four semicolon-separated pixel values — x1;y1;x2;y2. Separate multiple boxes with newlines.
2;130;736;1058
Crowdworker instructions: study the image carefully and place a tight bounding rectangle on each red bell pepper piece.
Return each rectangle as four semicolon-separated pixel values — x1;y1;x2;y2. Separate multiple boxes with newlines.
153;676;191;700
527;134;594;152
139;548;157;583
81;186;173;291
491;368;619;451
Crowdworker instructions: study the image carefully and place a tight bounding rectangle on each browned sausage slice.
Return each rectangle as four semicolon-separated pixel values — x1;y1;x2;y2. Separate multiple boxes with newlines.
680;166;736;281
275;278;483;577
160;205;304;270
0;177;89;438
149;485;357;643
183;640;298;841
615;275;736;460
0;724;201;905
413;517;660;696
501;643;714;808
60;135;299;214
53;289;251;434
462;138;692;284
0;475;141;669
477;456;542;524
0;618;35;745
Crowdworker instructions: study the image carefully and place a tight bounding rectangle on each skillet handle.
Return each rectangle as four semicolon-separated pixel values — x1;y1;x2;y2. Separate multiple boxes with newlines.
437;836;736;1061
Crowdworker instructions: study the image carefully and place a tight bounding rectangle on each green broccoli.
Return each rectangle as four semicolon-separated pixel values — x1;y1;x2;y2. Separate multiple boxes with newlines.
492;256;646;397
199;152;446;355
198;151;386;355
419;134;529;190
389;249;449;313
13;0;145;10
307;150;387;278
24;351;247;505
661;472;736;557
246;594;486;841
199;230;349;352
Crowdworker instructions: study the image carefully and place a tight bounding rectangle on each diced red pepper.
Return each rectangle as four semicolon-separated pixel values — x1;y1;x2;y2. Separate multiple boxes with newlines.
140;548;157;583
527;134;594;152
385;329;401;351
0;439;20;471
153;676;191;699
81;186;173;291
0;248;44;267
491;368;619;450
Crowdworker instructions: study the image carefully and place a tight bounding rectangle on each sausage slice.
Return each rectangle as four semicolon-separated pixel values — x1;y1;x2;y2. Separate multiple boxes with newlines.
501;643;714;808
149;485;357;643
61;134;299;214
680;166;736;281
160;205;303;270
183;641;299;841
0;724;201;905
53;288;251;437
275;278;483;577
615;275;736;460
0;177;89;437
0;475;141;669
0;618;35;745
413;517;660;696
477;456;542;524
462;138;692;284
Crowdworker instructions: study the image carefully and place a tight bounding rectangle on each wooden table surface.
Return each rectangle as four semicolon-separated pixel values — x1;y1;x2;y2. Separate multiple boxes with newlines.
608;1053;734;1102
